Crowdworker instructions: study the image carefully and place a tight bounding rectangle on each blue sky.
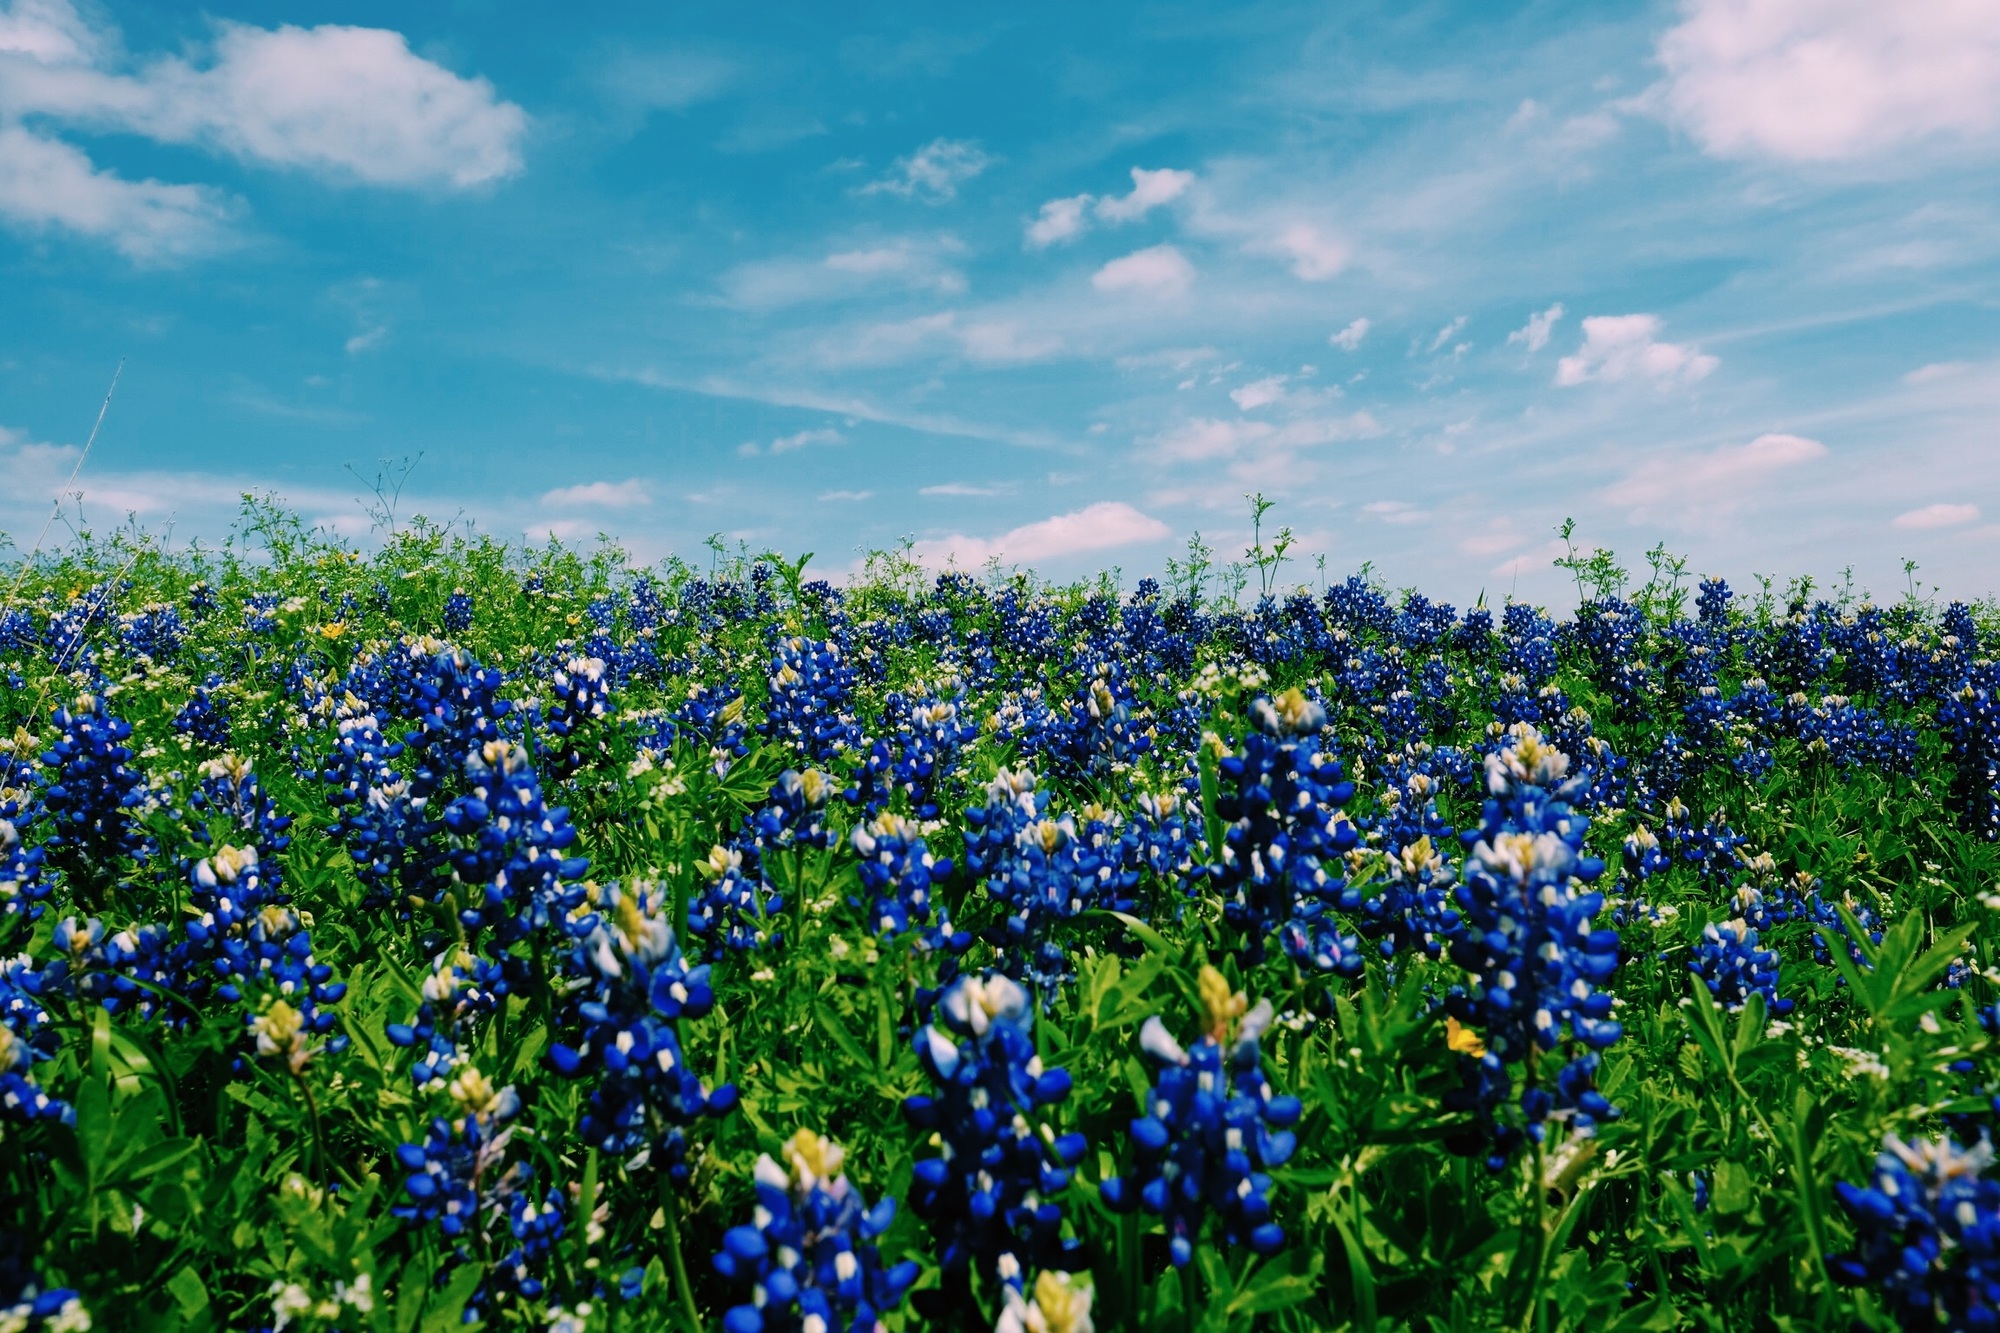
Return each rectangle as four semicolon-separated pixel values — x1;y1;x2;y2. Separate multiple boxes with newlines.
2;0;1997;604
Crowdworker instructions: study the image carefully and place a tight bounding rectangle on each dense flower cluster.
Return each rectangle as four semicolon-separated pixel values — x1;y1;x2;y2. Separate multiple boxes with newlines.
904;973;1087;1289
1831;1135;2000;1329
1207;688;1365;974
1102;967;1301;1266
549;881;737;1178
1442;725;1621;1167
712;1130;920;1333
5;527;2000;1332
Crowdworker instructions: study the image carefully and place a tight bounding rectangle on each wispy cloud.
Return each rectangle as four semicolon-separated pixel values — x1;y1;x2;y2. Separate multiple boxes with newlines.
860;138;989;202
542;478;651;509
1894;502;1980;530
1600;432;1826;518
913;500;1170;568
818;488;873;501
1092;244;1194;297
920;481;1011;497
1024;167;1192;247
738;427;844;457
1557;314;1717;387
1329;318;1370;351
1506;303;1564;353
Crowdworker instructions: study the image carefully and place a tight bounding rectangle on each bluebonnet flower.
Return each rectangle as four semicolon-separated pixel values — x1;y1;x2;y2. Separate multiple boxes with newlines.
904;973;1087;1288
677;684;750;777
1101;967;1301;1267
1441;726;1621;1168
851;811;960;944
1207;688;1365;975
711;1130;920;1333
386;946;507;1092
760;636;861;766
534;655;611;777
441;741;590;943
489;1188;566;1304
441;589;474;634
1038;660;1155;782
1688;918;1792;1016
962;770;1139;1001
743;768;835;857
1942;662;2000;840
243;594;281;637
0;1235;89;1332
56;917;176;1021
846;687;978;820
0;609;34;658
0;795;51;930
690;843;784;958
0;959;69;1126
1346;835;1460;962
548;881;737;1179
1831;1134;2000;1330
1127;790;1197;890
394;1068;526;1241
394;1066;564;1314
1696;577;1732;628
171;677;231;750
117;603;184;662
39;695;148;897
322;692;447;911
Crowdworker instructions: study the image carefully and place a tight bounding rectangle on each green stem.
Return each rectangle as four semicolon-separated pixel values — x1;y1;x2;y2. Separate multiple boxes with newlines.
660;1181;703;1333
294;1070;328;1189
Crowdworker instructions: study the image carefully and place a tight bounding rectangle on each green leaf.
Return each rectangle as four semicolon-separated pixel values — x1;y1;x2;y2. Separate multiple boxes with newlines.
421;1261;486;1333
1323;1204;1377;1331
166;1266;209;1319
814;1003;873;1072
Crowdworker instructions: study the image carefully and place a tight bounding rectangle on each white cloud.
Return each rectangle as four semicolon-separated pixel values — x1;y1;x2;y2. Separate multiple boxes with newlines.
913;500;1170;568
1894;502;1980;530
819;489;873;502
1427;316;1468;353
1506;302;1564;353
1600;432;1826;515
1;13;528;188
1904;361;1970;384
1230;376;1289;410
1025;194;1090;247
861;137;988;201
344;325;388;355
1147;411;1381;462
0;0;96;64
816;310;1061;367
541;478;651;509
1024;167;1191;247
722;237;966;307
920;482;1010;497
1257;224;1350;280
740;427;843;457
1329;317;1371;351
1656;0;2000;161
1094;166;1193;222
1556;314;1718;386
1091;244;1194;297
0;124;233;259
1362;499;1424;524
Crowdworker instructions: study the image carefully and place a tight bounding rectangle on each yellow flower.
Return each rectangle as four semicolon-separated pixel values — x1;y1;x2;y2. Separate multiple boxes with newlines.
1198;965;1247;1042
1446;1016;1486;1058
319;621;348;641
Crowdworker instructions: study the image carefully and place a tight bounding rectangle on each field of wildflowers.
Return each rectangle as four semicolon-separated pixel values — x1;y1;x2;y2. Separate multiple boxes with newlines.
4;502;2000;1332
